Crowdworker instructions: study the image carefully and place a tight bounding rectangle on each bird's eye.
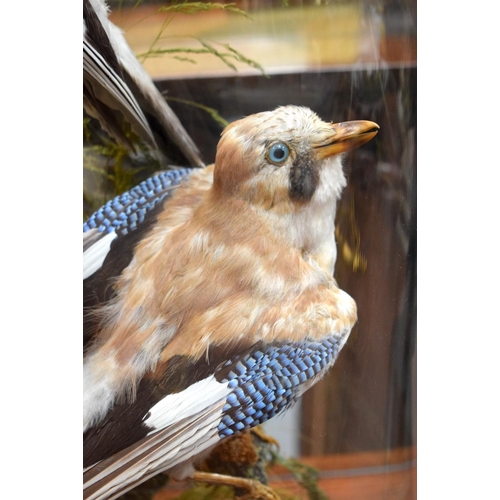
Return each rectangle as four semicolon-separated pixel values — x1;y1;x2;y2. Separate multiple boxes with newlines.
267;142;290;165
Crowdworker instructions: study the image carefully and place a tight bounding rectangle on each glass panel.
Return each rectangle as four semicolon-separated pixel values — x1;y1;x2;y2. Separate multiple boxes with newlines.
84;1;416;498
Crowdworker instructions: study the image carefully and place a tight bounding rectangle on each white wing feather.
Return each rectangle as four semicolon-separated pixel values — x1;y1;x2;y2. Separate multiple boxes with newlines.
84;376;232;500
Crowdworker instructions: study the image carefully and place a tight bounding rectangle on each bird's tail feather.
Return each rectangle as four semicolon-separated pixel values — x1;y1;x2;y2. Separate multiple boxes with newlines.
83;400;226;500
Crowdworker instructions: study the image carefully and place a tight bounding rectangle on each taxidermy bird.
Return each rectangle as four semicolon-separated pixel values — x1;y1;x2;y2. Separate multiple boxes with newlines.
83;104;379;499
83;0;204;167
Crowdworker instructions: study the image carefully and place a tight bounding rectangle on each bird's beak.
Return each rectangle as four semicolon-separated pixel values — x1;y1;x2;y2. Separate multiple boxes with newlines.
313;121;380;158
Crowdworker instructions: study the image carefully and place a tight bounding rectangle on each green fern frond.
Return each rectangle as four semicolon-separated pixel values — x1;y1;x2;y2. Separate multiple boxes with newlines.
171;55;198;64
198;40;237;71
141;47;214;58
158;2;251;19
165;97;229;128
222;44;267;76
140;40;266;76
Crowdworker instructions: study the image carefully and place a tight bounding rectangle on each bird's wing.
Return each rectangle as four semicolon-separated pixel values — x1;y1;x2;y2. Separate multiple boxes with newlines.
83;38;156;149
83;0;156;149
83;335;346;500
105;20;204;168
83;169;193;279
83;0;204;167
83;168;193;347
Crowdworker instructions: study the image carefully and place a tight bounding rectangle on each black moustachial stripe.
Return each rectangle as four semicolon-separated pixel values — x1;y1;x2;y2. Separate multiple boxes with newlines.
289;154;318;201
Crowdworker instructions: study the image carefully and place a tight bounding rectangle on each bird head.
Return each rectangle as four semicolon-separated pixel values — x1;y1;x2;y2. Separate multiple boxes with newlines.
213;106;379;213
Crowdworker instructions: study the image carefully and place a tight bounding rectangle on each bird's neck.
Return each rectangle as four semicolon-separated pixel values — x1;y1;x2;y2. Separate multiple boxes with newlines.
202;188;339;277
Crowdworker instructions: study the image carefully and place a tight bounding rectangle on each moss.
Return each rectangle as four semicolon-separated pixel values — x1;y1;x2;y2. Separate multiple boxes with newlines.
172;484;236;500
269;453;328;500
83;116;161;220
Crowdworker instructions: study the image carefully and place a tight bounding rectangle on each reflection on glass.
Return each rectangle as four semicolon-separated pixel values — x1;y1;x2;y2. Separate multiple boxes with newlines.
86;1;416;498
